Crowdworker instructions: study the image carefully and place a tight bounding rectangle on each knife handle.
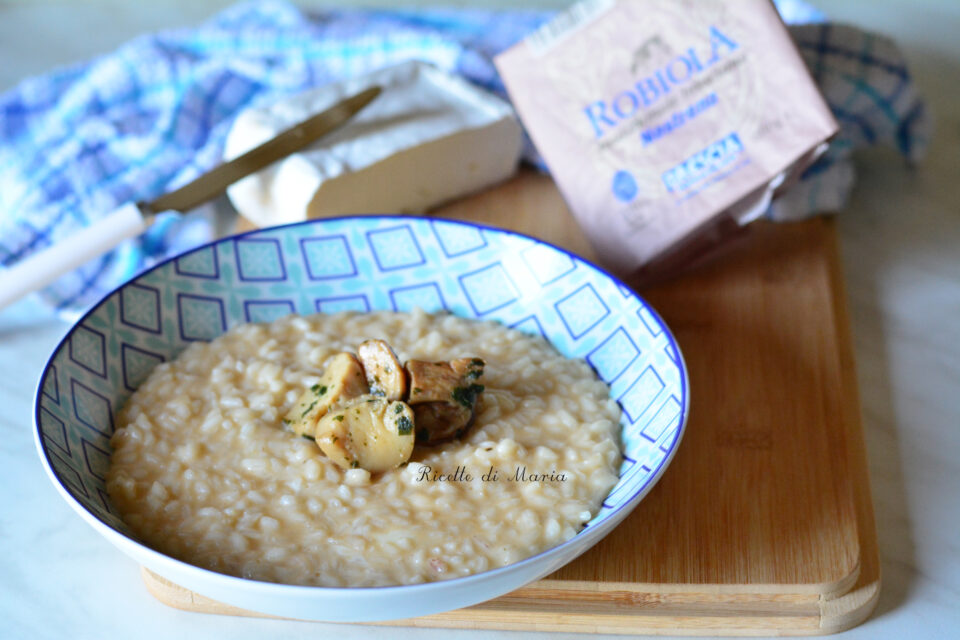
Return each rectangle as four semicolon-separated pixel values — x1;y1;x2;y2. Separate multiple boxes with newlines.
0;202;148;311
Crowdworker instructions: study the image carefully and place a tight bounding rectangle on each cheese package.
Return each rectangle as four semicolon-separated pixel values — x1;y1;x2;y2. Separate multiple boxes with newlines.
495;0;838;278
224;61;523;226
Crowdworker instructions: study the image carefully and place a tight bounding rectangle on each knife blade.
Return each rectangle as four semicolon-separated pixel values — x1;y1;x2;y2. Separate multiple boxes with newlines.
147;84;381;215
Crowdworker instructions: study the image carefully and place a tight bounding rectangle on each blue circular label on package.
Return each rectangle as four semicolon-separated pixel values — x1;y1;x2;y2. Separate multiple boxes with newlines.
612;170;638;202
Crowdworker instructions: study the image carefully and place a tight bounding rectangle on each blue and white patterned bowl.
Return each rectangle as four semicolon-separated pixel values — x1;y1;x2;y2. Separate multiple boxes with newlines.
33;216;688;621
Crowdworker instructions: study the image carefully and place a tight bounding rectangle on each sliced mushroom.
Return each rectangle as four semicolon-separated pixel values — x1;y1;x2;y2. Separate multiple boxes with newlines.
412;402;476;444
283;353;369;438
406;358;485;405
357;339;407;400
405;360;459;404
405;357;485;444
314;395;415;472
450;357;486;381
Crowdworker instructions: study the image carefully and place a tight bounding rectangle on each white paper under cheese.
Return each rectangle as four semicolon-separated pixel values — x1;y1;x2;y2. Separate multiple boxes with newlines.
224;61;523;225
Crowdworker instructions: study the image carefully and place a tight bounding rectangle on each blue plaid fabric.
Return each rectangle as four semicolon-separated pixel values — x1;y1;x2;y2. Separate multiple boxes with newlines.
0;0;930;317
769;23;931;220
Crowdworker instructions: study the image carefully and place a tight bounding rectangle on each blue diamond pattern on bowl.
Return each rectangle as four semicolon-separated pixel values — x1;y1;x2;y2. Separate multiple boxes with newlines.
315;295;370;314
522;243;576;285
367;225;425;271
605;460;652;509
642;395;682;443
119;284;162;334
390;283;445;312
510;314;546;339
619;365;665;424
34;215;688;583
120;344;165;392
586;328;640;384
68;326;107;378
637;304;663;337
39;406;70;457
300;235;357;280
96;488;118;516
175;245;219;279
81;438;111;481
69;379;114;438
235;238;286;281
459;263;520;316
664;342;679;364
49;450;88;498
244;300;296;323
431;220;487;257
177;294;226;342
41;364;59;403
554;283;610;339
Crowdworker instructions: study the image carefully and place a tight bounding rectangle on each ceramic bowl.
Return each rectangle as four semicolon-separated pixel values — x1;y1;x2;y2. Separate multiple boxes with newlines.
33;216;688;621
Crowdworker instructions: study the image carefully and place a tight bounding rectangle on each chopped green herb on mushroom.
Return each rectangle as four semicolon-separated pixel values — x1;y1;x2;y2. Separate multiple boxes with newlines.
314;394;415;472
286;339;487;468
451;383;485;409
405;356;485;444
357;339;407;400
283;352;369;438
300;400;318;418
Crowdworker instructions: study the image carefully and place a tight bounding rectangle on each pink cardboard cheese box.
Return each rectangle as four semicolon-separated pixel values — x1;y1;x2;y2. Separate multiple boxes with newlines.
496;0;838;279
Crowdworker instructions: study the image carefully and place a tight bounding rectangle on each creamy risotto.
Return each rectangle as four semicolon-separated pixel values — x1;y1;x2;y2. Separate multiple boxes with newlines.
106;310;621;587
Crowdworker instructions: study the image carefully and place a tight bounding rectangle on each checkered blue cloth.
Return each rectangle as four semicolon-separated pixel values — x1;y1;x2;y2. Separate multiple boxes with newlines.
0;0;930;318
770;23;932;220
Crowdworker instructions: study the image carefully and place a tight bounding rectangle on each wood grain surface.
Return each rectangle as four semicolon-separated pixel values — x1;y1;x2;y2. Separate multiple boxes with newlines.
144;170;879;634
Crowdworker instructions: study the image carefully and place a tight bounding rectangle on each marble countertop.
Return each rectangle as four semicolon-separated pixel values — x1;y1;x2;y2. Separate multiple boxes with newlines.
1;2;957;638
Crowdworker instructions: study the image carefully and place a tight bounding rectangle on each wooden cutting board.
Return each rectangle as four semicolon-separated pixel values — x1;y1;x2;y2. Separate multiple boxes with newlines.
143;170;879;635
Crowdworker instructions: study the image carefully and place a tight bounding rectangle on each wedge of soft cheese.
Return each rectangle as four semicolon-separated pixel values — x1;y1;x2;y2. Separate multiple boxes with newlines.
224;61;523;225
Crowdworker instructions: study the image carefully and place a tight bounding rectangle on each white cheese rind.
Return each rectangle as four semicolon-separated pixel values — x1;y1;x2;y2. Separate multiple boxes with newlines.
224;61;523;225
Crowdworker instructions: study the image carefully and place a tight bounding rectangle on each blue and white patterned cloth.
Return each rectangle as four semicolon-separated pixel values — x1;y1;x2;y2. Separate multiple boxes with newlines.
0;0;931;318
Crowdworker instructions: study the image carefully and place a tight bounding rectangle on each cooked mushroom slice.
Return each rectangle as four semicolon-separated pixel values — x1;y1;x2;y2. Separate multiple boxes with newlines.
283;353;369;438
406;358;485;406
405;360;459;404
314;395;415;472
412;401;476;445
450;357;485;382
405;356;485;444
357;339;407;400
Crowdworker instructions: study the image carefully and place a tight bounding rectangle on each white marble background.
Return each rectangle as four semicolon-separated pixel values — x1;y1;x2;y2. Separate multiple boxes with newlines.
0;1;957;639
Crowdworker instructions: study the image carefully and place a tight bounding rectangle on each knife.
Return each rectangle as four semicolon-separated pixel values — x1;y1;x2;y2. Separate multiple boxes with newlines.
0;85;382;311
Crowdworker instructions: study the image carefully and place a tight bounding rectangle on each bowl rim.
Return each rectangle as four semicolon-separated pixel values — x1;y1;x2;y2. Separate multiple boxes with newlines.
33;213;689;597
